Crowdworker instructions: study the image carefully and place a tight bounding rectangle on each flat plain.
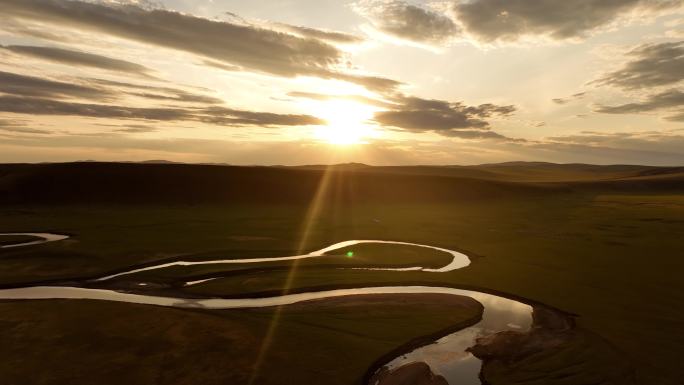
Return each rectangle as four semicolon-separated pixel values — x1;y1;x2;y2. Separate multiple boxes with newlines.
0;162;682;385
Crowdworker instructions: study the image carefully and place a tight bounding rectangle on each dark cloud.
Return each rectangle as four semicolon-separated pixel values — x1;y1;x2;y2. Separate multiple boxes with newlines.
0;95;324;127
453;0;681;42
88;78;224;104
0;126;52;135
552;92;587;104
199;106;325;127
0;95;188;120
373;95;515;137
0;70;111;100
354;0;681;45
127;91;222;104
594;89;684;114
272;23;365;44
0;0;392;91
202;60;243;72
1;45;153;76
114;124;158;133
665;111;684;121
544;130;684;157
354;0;460;44
592;42;683;121
330;73;404;93
0;119;51;134
548;131;634;144
0;70;222;105
287;91;517;139
441;129;509;140
0;17;71;41
0;68;321;128
527;134;684;165
0;0;338;76
593;41;684;90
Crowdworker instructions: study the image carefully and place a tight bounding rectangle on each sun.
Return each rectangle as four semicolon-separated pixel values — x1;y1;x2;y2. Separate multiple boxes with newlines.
311;100;378;145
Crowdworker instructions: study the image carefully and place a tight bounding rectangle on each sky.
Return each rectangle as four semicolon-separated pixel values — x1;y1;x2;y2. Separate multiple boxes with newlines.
0;0;682;165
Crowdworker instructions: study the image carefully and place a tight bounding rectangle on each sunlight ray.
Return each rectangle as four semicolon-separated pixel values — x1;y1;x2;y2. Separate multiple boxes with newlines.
248;166;337;384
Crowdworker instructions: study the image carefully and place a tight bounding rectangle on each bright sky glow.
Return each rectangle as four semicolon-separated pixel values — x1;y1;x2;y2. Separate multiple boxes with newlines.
310;100;379;145
0;0;682;165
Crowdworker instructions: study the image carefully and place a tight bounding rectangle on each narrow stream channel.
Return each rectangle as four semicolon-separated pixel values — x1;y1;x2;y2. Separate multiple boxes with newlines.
0;233;70;249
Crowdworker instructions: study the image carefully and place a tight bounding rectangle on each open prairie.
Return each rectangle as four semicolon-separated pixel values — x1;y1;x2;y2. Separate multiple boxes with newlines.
1;162;682;385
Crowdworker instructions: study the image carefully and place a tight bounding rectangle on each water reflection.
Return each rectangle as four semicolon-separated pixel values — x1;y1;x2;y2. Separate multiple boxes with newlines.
0;237;530;385
383;291;532;384
0;285;532;385
0;233;69;249
95;240;471;281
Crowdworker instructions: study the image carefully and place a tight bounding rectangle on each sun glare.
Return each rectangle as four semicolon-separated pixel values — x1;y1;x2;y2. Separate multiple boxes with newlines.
311;100;378;145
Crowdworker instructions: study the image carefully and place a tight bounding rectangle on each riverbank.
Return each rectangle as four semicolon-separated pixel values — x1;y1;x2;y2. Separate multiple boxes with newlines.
0;293;483;385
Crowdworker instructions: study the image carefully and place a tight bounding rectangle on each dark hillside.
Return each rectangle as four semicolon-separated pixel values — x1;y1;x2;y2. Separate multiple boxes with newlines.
1;162;681;205
0;163;554;205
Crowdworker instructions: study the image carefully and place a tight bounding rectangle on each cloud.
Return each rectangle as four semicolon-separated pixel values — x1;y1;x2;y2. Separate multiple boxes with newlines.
591;42;683;121
0;119;52;134
287;91;517;140
353;0;681;46
372;95;515;137
287;91;393;108
0;70;223;105
271;23;365;44
127;91;222;104
0;1;334;76
4;129;682;166
353;0;460;45
594;89;684;114
1;45;153;76
0;95;324;127
0;0;395;92
665;111;684;121
593;41;684;90
0;70;112;100
0;17;73;41
543;129;684;157
88;78;224;104
198;106;326;127
552;92;586;105
223;11;365;44
327;72;404;93
527;138;684;165
113;124;158;133
453;0;682;43
441;129;509;140
202;60;243;72
0;69;323;127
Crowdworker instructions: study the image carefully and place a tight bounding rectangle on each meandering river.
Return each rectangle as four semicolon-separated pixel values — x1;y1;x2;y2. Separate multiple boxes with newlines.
0;233;534;385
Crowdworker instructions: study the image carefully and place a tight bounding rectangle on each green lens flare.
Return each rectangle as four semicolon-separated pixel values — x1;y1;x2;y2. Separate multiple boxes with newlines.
346;251;354;258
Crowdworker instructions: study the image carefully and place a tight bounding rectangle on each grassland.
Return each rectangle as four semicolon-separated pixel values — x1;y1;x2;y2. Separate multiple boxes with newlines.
0;294;481;385
0;234;42;247
0;162;682;385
